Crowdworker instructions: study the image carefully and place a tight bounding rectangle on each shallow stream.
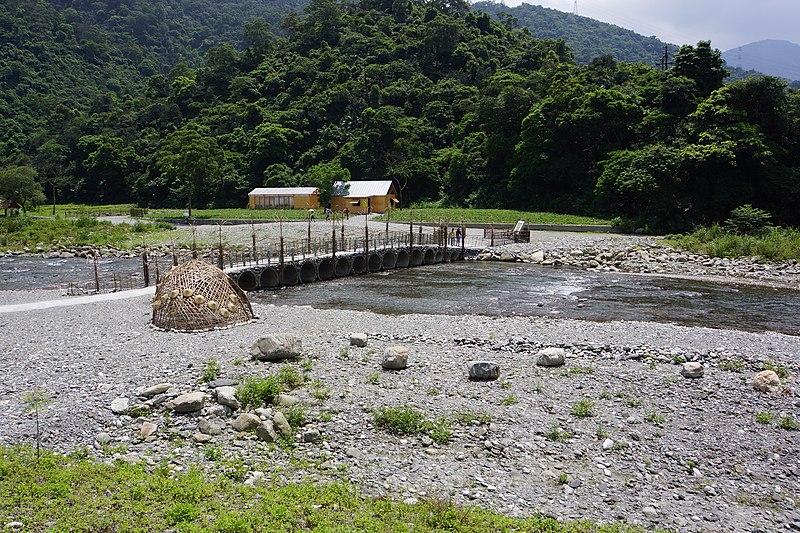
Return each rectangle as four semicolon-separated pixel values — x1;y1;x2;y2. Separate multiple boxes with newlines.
3;257;799;335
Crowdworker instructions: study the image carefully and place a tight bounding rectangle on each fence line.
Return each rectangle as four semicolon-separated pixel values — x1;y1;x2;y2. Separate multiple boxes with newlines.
55;224;486;295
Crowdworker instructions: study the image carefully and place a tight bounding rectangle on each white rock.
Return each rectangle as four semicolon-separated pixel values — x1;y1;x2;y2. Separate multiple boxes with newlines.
350;333;368;347
172;392;205;413
681;362;704;378
137;383;172;398
535;347;566;367
382;346;409;370
752;370;782;393
602;438;614;450
215;386;240;411
110;397;129;415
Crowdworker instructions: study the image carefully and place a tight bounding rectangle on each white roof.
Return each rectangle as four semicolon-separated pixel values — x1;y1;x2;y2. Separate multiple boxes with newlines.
248;187;319;196
331;181;394;197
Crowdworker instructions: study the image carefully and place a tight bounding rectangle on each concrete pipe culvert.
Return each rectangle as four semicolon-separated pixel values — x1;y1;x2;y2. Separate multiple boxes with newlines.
453;250;465;261
382;250;397;270
318;258;334;280
434;249;444;263
259;267;279;289
281;264;299;286
335;256;352;277
443;249;453;262
236;270;258;292
351;255;367;275
411;248;423;266
300;261;317;283
368;252;382;273
424;248;436;265
396;249;410;268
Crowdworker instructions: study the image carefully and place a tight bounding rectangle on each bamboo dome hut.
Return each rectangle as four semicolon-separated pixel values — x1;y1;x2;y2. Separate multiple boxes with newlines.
151;260;255;331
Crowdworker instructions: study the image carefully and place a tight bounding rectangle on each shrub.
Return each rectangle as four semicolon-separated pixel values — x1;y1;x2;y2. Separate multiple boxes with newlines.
236;376;281;409
778;415;799;431
201;359;221;383
373;406;429;436
275;365;305;389
164;503;199;526
725;204;772;235
545;425;573;442
755;411;774;424
372;405;451;443
571;399;594;418
282;405;308;429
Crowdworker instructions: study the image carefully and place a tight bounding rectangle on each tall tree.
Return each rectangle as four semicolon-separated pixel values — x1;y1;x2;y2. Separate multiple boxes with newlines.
670;41;727;98
0;165;45;213
156;127;224;215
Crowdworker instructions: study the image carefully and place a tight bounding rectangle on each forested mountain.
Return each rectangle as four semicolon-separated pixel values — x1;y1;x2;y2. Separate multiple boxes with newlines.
472;1;674;66
723;40;800;83
2;0;800;231
0;0;304;156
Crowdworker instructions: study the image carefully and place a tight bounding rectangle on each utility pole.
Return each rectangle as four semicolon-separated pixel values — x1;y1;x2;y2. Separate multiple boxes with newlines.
658;45;672;72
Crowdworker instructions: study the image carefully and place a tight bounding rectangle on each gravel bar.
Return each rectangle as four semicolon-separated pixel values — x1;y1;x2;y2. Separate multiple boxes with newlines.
1;289;799;532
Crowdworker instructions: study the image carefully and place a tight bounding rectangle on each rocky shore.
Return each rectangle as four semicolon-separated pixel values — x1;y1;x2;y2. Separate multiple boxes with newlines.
1;289;798;532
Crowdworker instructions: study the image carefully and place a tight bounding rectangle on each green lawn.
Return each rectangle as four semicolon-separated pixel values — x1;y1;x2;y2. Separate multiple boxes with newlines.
145;208;313;221
376;208;610;225
0;446;652;532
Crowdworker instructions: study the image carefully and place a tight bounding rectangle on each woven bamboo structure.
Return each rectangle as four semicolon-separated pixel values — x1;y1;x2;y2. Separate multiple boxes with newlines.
151;260;255;331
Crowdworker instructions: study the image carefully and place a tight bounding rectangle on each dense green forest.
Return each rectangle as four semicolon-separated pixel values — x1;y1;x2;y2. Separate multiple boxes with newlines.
2;0;800;231
474;1;673;66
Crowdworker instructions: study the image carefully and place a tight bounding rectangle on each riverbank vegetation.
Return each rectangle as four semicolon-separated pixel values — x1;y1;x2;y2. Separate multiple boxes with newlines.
0;445;646;532
0;217;173;250
2;0;799;233
668;225;800;262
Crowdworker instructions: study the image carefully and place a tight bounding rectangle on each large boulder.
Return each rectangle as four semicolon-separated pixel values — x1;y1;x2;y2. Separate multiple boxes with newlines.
382;346;409;370
535;347;566;367
250;335;302;362
681;362;704;379
752;370;782;393
469;361;500;380
232;413;261;432
172;392;205;413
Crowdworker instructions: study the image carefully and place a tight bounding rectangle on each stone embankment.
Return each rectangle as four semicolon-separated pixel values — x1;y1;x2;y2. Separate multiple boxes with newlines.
1;297;798;532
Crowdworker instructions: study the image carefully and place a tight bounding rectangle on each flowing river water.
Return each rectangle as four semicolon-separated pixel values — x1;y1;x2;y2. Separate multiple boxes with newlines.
2;257;799;335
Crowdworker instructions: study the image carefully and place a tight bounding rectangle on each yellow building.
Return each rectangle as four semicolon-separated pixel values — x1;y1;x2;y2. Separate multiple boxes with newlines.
247;187;320;210
330;181;398;214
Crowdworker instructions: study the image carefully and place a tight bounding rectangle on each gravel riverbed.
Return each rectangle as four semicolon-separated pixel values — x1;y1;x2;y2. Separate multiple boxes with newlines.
1;288;799;532
2;227;800;531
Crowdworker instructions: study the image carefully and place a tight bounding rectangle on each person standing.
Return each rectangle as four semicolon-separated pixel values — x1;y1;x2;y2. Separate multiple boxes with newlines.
343;207;350;220
308;208;315;221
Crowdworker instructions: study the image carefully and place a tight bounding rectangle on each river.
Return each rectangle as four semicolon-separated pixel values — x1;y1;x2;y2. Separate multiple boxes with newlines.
2;257;799;335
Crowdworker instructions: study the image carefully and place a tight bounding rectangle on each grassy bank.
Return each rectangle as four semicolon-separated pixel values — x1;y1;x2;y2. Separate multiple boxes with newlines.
667;225;800;261
376;208;610;225
0;217;174;250
145;208;312;221
0;446;649;533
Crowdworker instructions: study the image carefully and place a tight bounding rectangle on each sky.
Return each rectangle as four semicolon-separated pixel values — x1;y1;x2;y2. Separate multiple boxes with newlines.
503;0;800;51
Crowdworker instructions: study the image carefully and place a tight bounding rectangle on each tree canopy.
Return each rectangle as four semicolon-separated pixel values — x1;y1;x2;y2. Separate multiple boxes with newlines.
1;0;799;231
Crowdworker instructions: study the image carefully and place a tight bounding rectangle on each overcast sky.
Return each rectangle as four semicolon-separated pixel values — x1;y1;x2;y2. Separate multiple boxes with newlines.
503;0;800;51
